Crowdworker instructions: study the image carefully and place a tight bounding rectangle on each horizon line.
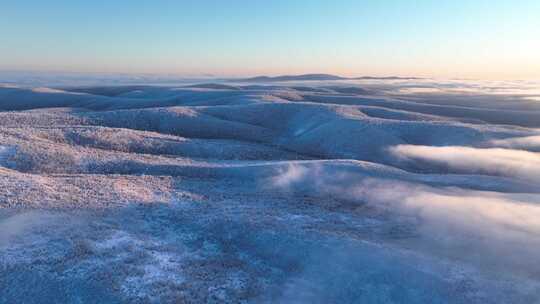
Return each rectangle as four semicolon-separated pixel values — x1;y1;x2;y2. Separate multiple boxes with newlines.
1;68;539;82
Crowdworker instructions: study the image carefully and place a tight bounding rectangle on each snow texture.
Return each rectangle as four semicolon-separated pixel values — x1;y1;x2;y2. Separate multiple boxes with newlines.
1;77;540;303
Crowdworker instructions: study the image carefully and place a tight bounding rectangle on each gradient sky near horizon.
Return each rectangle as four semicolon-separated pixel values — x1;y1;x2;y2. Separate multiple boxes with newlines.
1;0;539;79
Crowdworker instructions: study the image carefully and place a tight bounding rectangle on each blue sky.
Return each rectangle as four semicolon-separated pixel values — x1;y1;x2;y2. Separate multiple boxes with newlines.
1;0;539;79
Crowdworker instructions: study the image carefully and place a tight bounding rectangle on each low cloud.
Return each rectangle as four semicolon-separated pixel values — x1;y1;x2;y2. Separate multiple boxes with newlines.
0;211;54;247
390;144;540;182
488;135;540;151
269;163;540;278
0;145;16;167
270;163;310;189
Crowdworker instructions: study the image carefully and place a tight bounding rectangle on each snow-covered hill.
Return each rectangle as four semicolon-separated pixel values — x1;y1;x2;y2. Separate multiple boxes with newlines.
1;79;539;303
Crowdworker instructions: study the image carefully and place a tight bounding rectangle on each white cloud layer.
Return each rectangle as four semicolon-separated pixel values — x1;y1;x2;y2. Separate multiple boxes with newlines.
488;135;540;151
270;163;540;277
390;145;540;182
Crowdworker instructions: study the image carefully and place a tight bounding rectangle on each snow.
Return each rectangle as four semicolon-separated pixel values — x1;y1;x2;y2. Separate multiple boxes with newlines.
1;78;540;303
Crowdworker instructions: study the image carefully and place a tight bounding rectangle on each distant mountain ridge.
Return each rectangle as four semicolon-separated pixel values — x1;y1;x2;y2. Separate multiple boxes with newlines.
234;74;421;82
